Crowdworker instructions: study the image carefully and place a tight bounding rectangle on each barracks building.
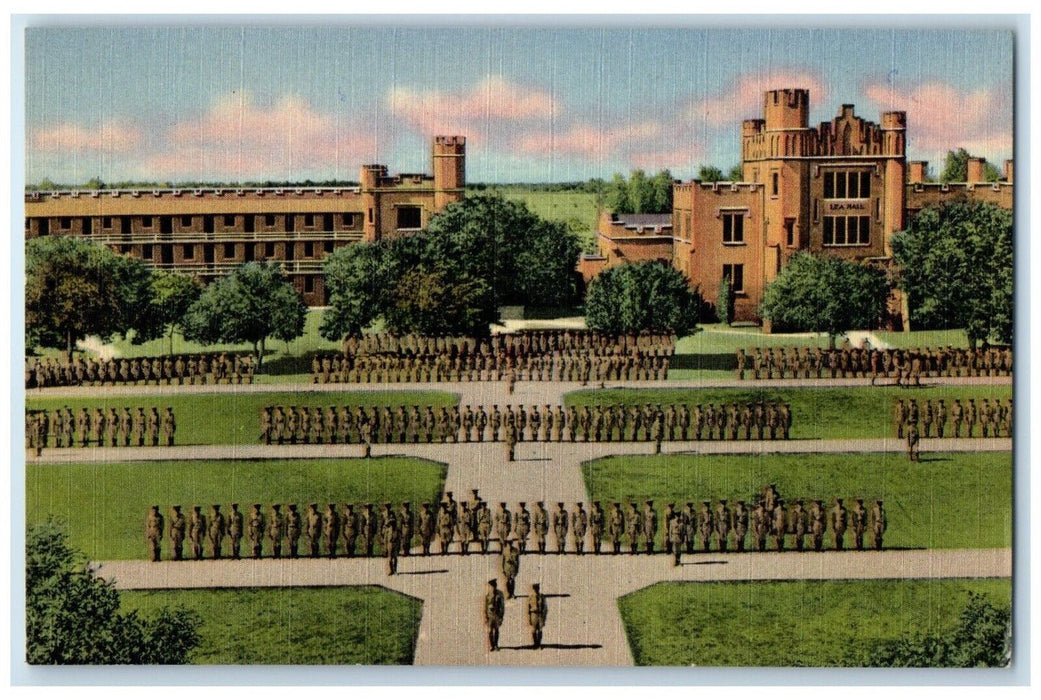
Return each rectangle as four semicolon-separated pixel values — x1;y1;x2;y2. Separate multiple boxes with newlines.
23;136;467;307
581;88;1014;327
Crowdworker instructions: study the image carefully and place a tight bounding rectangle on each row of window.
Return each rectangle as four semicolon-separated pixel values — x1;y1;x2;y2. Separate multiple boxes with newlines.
132;241;338;261
823;215;871;246
823;170;871;199
45;207;426;233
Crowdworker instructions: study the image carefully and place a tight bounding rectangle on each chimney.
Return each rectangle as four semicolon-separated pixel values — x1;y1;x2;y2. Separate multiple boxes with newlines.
966;157;985;183
908;161;927;183
1003;159;1013;183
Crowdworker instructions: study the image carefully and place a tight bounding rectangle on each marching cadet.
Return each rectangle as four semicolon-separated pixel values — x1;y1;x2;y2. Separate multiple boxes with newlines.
851;498;868;551
437;502;455;555
698;501;714;552
829;498;848;551
248;504;264;559
589;501;605;554
790;500;807;552
642;500;658;554
527;583;548;650
906;423;921;462
484;579;505;652
495;503;512;552
145;506;164;562
500;540;520;599
571;502;588;555
228;503;244;559
208;505;227;559
552;502;569;554
189;506;206;560
779;403;792;440
750;501;768;553
677;403;691;441
169;505;186;561
503;420;518;462
809;499;827;552
267;504;285;558
77;408;89;447
533;502;551;554
341;504;358;557
285;504;302;558
662;503;677;555
306;503;323;557
553;406;565;442
514;502;531;554
418;503;436;555
399;502;414;556
871;500;888;551
981;398;995;438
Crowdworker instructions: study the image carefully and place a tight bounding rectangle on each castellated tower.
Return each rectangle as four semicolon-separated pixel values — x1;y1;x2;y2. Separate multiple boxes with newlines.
359;164;388;241
433;135;466;210
880;111;907;255
763;88;810;131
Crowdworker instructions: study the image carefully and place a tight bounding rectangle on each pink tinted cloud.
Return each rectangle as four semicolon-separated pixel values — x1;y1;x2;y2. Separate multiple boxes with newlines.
387;76;558;135
863;81;1012;158
32;121;142;154
513;121;663;160
689;71;827;127
145;93;376;180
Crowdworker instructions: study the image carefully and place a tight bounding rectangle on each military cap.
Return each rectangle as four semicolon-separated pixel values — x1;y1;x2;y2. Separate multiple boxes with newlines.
488;579;498;586
796;499;804;505
252;503;261;509
288;504;297;510
593;500;600;506
231;503;239;509
836;498;844;503
736;500;745;505
272;504;281;510
446;491;454;498
558;502;565;507
193;505;201;512
403;502;410;507
645;500;653;505
383;502;392;507
856;498;864;503
667;503;675;508
532;583;540;590
720;499;727;504
472;489;480;497
422;502;431;508
876;499;884;504
777;499;784;505
500;502;507;507
309;503;318;509
686;502;694;507
519;502;526;507
212;504;221;510
814;499;823;504
151;505;159;511
173;505;182;511
702;500;710;506
537;501;544;506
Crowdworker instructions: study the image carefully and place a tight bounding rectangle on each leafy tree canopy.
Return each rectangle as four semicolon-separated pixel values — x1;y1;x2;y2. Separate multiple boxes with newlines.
759;252;889;346
26;236;162;360
149;270;203;352
181;261;306;366
940;147;1002;183
27;521;201;664
585;260;701;335
605;169;674;214
891;201;1012;347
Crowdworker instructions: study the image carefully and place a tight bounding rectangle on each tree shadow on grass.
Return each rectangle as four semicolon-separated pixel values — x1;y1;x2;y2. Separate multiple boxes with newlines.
670;353;735;372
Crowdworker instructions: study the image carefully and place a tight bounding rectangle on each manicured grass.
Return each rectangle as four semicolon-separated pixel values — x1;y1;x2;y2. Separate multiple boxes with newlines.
495;188;601;252
582;451;1011;550
875;329;971;349
671;326;835;380
27;458;447;560
618;578;1011;666
121;586;421;664
26;390;457;446
565;385;1012;441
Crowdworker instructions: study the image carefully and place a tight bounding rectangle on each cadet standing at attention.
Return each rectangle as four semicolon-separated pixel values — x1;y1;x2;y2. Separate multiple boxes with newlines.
145;506;164;562
248;504;264;558
484;579;505;652
169;505;185;561
527;583;548;650
228;503;244;559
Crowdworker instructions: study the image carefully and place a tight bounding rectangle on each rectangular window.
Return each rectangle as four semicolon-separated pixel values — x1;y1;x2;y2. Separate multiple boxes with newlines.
367;208;373;224
722;212;745;244
722;264;744;294
304;214;315;228
142;244;153;260
823;216;871;246
141;216;152;228
224;243;235;258
304;276;315;294
265;242;275;257
182;244;195;260
264;214;275;227
396;206;422;230
102;216;113;229
823;170;871;199
59;217;72;229
304;242;314;258
223;215;235;227
771;172;779;196
343;213;356;228
785;219;796;247
181;215;192;227
324;241;334;254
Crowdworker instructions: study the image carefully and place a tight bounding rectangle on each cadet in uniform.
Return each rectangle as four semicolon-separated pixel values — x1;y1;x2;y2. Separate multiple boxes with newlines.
608;503;624;554
571;502;588;555
732;500;748;553
851;498;868;550
306;504;322;557
228;503;244;559
514;503;531;554
189;506;206;560
589;501;604;554
484;579;505;652
399;503;414;556
500;540;520;599
145;506;164;562
533;502;549;554
829;498;848;550
809;499;826;552
268;504;284;558
208;505;226;559
771;500;787;552
248;504;264;558
495;502;513;552
361;503;377;556
668;509;684;566
527;583;548;650
714;500;731;553
437;502;455;555
285;504;302;558
698;501;714;552
871;500;888;551
552;503;569;554
906;423;921;462
790;500;807;551
169;505;185;561
504;420;518;462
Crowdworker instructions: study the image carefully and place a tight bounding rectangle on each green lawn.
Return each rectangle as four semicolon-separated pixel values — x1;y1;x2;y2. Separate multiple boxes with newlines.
495;188;601;253
565;384;1012;441
27;458;447;560
875;329;972;349
670;326;832;380
619;578;1011;666
27;390;456;446
583;451;1011;550
121;586;421;664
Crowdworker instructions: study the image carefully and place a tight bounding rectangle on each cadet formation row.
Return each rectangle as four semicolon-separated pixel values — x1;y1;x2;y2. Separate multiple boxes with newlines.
735;345;1013;382
342;329;677;359
259;402;794;446
25;352;255;389
143;486;885;569
893;397;1013;438
25;407;177;450
310;352;670;384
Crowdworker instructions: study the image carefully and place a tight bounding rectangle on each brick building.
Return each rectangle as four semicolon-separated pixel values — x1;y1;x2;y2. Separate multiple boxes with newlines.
24;136;466;306
587;89;1013;326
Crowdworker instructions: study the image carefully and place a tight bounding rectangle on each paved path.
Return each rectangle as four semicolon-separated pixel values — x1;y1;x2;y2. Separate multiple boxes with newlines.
25;374;1012;403
96;547;1012;666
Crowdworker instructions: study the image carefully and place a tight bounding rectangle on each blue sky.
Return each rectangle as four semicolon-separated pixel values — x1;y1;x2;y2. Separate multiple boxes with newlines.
24;24;1014;184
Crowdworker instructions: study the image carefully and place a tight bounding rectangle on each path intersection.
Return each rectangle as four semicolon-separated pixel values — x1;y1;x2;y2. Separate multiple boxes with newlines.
30;374;1013;666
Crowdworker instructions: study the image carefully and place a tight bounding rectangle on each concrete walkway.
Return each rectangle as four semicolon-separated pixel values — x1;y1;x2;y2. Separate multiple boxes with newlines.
96;547;1011;667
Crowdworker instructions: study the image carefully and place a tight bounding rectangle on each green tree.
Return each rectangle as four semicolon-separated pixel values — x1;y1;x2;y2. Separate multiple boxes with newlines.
27;521;201;664
727;165;744;181
940;148;1002;183
182;262;306;368
718;275;735;325
605;170;674;214
865;593;1010;667
891;201;1013;347
605;173;632;213
150;270;203;354
384;269;493;336
319;241;391;340
759;252;889;347
26;237;162;361
585;261;701;334
697;165;725;182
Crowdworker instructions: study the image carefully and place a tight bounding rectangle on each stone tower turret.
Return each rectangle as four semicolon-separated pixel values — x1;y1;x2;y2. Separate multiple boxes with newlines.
433;135;466;210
